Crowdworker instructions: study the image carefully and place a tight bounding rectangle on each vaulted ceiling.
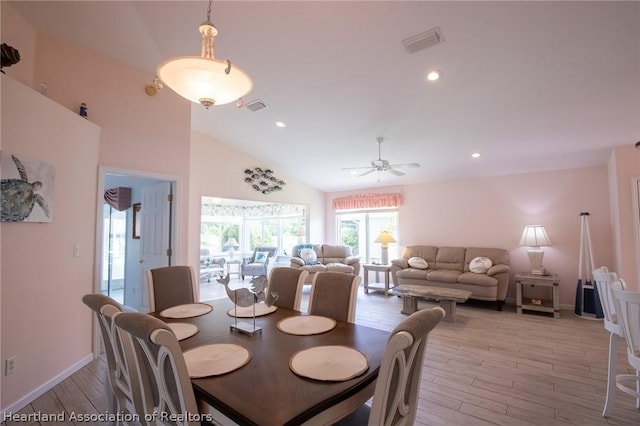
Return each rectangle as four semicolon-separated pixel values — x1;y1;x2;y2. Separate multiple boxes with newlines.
10;1;640;192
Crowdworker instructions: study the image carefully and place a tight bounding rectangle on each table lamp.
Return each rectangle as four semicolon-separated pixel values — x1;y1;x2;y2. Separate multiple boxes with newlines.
374;231;397;265
224;238;239;259
519;225;552;275
297;226;306;244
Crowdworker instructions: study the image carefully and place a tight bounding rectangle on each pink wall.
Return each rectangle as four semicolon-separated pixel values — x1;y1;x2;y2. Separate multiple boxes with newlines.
1;76;100;409
1;6;192;411
326;167;615;306
188;131;326;273
30;33;192;264
0;3;36;87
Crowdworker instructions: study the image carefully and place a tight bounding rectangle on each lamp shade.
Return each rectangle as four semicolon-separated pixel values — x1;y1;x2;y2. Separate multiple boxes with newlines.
224;238;239;248
157;56;252;107
374;231;397;245
519;225;552;247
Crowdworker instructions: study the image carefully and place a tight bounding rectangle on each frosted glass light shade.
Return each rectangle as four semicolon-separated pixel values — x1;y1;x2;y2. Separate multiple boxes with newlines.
157;57;252;107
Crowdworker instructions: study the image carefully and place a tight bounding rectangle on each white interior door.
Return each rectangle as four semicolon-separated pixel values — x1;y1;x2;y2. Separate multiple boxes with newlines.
139;181;173;311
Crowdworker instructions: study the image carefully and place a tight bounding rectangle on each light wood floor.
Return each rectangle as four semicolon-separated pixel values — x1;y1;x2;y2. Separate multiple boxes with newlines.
4;284;640;426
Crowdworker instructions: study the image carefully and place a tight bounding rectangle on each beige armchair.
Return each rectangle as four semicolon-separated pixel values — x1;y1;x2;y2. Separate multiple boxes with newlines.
289;244;360;283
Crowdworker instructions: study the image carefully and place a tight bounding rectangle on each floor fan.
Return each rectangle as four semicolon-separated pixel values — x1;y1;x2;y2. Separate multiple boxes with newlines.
574;212;604;319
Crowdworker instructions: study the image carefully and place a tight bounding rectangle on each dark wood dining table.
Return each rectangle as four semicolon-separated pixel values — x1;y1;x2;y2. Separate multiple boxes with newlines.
153;298;390;426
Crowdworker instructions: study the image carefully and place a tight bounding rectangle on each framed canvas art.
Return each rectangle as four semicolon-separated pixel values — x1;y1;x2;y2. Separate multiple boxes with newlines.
1;151;54;223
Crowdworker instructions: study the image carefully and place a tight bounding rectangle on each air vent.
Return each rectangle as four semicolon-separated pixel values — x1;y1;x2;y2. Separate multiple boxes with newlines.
402;27;444;54
245;99;269;112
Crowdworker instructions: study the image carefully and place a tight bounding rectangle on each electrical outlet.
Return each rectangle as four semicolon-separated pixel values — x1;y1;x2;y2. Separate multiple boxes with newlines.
5;356;16;376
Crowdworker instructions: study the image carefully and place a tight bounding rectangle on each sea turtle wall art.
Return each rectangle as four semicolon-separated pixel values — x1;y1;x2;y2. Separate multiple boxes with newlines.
1;152;54;222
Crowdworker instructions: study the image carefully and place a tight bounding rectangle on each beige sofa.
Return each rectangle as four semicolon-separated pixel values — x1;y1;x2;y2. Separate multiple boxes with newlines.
290;244;361;283
390;246;510;310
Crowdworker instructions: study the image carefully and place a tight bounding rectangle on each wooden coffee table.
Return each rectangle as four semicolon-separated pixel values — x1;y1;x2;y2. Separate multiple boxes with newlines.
391;285;472;321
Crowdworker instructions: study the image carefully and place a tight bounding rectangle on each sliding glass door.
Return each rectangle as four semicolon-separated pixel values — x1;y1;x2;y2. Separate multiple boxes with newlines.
101;204;126;303
336;210;398;264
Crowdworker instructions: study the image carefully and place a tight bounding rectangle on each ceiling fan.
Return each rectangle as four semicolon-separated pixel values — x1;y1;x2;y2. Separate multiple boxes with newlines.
342;137;421;177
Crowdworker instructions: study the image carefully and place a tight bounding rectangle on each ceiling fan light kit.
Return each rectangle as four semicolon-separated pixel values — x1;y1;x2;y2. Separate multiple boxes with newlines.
342;137;421;178
155;0;252;108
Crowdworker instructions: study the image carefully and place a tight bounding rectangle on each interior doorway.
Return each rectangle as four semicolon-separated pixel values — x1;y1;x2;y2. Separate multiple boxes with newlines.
97;167;177;312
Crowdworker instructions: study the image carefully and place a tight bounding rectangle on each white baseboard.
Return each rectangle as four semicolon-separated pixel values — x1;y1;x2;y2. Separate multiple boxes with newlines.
1;353;94;417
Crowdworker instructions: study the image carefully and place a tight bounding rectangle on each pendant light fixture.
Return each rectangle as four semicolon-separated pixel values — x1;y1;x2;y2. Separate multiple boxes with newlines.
156;0;252;108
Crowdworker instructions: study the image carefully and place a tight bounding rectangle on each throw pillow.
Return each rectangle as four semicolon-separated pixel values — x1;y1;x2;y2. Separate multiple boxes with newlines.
469;256;492;273
300;248;318;265
408;257;428;269
254;251;269;263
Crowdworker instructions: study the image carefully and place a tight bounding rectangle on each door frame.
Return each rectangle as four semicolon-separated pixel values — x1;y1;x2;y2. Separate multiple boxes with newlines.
93;166;182;354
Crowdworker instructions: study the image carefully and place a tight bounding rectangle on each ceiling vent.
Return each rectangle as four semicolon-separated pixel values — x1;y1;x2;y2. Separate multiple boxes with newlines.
402;27;444;54
245;99;269;112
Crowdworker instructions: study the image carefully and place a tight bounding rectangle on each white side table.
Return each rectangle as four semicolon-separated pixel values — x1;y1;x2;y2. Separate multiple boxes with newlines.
516;273;560;318
226;259;242;279
362;264;392;294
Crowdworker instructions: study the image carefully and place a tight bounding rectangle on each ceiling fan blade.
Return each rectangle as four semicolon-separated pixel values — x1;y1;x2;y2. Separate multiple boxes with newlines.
387;168;405;176
341;166;372;171
358;169;376;177
389;162;421;168
342;138;418;176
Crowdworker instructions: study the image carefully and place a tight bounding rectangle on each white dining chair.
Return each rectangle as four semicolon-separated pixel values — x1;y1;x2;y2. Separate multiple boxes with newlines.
611;286;640;410
146;265;198;312
593;266;628;416
334;306;446;425
267;267;309;311
82;294;144;418
114;312;200;426
308;272;360;323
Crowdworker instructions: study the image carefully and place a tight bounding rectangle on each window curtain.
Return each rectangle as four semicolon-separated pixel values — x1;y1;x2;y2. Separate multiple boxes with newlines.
202;202;305;218
104;187;132;211
332;193;402;210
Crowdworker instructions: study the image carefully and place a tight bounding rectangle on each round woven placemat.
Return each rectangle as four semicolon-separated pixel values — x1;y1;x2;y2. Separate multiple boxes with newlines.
227;303;278;317
167;322;198;341
184;344;251;378
277;315;336;335
289;345;368;381
159;303;212;319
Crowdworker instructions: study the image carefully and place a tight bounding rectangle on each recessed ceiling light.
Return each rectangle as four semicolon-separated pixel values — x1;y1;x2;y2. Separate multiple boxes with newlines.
275;121;287;128
349;170;358;175
426;70;442;81
472;152;481;158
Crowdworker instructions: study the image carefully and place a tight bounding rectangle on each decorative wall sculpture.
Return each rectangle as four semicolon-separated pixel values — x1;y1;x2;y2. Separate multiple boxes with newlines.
1;151;54;222
244;167;286;194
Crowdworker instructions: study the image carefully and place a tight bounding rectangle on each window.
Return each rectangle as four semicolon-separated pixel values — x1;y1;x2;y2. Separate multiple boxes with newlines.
201;197;307;258
200;219;240;255
336;210;398;263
